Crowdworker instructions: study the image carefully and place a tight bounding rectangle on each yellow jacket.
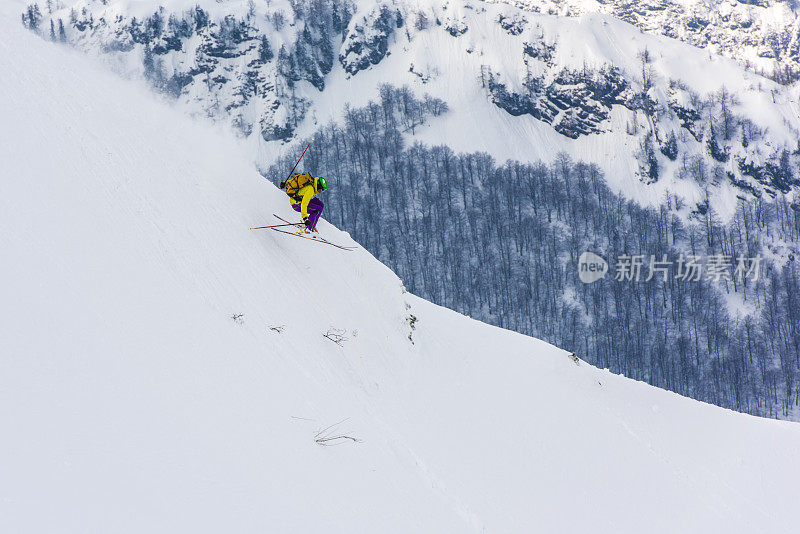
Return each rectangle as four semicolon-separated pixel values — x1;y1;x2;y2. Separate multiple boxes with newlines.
289;178;321;218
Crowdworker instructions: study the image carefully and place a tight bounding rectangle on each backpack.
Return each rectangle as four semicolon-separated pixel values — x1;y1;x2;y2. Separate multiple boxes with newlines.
281;172;314;201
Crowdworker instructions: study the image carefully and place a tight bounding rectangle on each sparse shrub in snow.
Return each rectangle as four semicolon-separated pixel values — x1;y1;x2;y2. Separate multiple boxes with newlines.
323;328;348;346
660;131;679;161
407;314;417;343
413;10;429;31
21;3;42;31
706;124;730;163
314;420;361;446
638;133;659;183
497;14;526;36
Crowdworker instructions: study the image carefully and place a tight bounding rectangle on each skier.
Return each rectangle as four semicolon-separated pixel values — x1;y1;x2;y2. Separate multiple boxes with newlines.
279;172;328;233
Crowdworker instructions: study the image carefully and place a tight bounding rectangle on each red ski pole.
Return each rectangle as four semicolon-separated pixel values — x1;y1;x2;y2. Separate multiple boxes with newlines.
284;138;313;183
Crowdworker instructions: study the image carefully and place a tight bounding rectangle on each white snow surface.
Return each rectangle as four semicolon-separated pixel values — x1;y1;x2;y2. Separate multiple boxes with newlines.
2;3;800;533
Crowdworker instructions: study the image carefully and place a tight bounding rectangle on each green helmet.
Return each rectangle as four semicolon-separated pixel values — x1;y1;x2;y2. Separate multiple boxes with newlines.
316;176;328;190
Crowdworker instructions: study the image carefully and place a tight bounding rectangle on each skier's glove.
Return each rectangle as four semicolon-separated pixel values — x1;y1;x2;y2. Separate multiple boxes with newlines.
303;217;310;227
279;180;286;189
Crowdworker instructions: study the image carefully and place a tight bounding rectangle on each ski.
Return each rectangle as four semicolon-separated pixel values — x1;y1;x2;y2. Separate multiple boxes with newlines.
272;214;357;250
250;222;299;230
273;213;304;230
269;227;355;251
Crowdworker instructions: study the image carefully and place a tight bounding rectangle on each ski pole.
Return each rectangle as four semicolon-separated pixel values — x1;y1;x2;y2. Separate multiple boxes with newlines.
284;138;313;183
250;223;300;230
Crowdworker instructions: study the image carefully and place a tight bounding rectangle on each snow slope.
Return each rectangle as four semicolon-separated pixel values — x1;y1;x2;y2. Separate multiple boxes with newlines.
2;3;800;533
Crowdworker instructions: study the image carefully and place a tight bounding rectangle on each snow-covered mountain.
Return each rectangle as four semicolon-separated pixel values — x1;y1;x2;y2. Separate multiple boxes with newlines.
3;2;800;532
16;0;800;420
499;0;800;85
21;0;800;207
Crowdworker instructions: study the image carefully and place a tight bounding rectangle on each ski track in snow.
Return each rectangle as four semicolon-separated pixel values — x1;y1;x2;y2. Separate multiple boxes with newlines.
2;2;800;533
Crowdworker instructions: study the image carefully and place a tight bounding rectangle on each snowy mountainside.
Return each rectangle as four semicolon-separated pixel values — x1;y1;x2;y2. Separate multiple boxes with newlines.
497;0;800;84
269;93;800;421
21;0;800;213
18;0;800;419
3;3;800;532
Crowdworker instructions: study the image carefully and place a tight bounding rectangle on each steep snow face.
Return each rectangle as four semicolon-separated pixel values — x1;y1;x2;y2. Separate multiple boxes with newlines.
3;2;800;533
498;0;800;83
23;0;800;216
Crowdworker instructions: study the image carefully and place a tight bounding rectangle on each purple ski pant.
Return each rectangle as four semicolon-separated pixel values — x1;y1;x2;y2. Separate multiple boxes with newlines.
292;197;324;230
